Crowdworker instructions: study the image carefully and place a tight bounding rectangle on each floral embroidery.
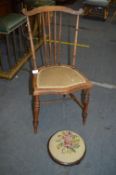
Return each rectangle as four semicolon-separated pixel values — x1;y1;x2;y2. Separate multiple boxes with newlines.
55;131;80;153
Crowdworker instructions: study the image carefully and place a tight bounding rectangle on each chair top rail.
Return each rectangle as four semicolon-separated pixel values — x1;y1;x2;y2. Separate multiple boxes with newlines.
22;6;83;16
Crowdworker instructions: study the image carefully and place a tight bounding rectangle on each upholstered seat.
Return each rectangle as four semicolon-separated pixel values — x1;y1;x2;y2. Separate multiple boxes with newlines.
48;130;86;165
0;13;26;34
37;65;86;89
83;0;110;7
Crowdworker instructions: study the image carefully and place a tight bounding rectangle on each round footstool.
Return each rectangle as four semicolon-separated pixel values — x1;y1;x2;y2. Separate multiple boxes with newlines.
48;130;86;165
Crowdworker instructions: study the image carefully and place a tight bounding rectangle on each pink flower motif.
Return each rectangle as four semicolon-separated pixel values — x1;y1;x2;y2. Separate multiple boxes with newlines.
63;132;73;148
56;131;80;153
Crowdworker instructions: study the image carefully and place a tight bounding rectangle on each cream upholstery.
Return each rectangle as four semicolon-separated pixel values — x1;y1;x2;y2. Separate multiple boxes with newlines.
37;65;86;89
48;130;86;165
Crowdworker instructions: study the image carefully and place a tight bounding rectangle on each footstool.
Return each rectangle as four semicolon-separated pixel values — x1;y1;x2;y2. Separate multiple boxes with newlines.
48;130;86;165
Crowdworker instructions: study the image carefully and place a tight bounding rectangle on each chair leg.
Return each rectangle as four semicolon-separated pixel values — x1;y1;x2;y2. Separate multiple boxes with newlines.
81;89;90;124
33;95;40;133
103;7;109;20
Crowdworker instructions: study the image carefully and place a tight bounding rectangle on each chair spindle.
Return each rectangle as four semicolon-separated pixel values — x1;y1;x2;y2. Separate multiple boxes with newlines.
47;12;52;64
54;12;57;64
72;15;79;66
42;13;48;65
27;16;37;70
58;12;62;65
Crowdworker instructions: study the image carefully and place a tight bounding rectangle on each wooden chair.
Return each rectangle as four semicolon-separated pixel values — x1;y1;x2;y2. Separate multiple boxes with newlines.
23;6;93;133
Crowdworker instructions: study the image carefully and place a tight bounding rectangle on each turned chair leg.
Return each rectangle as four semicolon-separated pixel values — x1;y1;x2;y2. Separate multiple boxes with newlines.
81;89;90;124
104;7;109;20
33;95;40;133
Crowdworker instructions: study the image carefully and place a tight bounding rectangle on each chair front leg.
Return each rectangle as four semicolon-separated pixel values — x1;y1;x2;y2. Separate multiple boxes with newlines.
33;95;40;133
81;89;90;124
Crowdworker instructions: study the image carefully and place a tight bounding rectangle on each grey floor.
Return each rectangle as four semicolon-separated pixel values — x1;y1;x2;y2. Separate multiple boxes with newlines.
0;1;116;175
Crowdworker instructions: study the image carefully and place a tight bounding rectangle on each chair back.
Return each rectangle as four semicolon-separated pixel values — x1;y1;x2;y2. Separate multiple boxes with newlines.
23;6;83;70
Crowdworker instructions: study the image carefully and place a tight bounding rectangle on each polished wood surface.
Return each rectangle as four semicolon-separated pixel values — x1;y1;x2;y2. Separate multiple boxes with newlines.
0;0;12;16
0;0;25;15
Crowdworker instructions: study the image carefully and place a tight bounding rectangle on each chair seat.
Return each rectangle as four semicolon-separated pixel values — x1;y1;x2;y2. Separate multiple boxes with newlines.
37;65;88;89
0;13;26;34
83;0;110;7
